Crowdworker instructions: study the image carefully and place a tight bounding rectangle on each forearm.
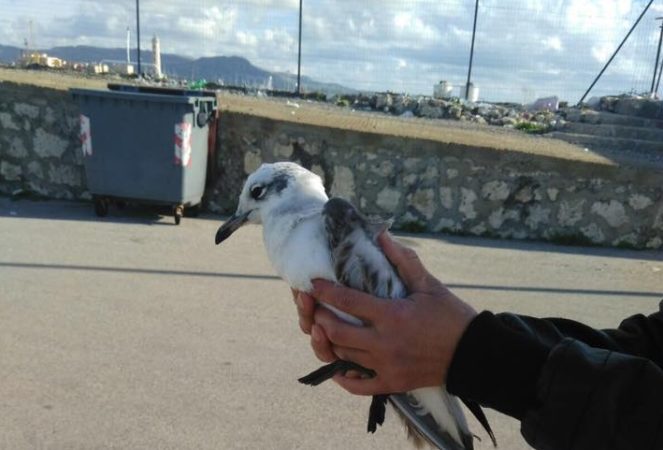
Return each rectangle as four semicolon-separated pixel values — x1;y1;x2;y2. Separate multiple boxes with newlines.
446;311;549;419
521;338;663;450
447;309;663;450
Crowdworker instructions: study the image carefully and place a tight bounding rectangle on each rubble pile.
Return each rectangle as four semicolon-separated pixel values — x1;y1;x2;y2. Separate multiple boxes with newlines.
328;92;567;134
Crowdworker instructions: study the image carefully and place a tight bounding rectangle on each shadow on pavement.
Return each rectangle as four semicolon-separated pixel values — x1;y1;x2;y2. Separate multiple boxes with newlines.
396;232;663;263
0;262;281;281
1;262;660;299
2;197;661;262
0;197;222;226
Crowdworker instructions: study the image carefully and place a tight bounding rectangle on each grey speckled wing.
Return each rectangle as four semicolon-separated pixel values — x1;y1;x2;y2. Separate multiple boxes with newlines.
318;197;486;450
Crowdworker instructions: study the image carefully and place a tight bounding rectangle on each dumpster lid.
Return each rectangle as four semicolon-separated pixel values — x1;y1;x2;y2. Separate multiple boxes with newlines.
107;83;217;98
70;88;216;105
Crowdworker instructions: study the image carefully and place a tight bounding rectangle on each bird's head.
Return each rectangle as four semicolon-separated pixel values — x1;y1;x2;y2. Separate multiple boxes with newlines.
215;162;326;244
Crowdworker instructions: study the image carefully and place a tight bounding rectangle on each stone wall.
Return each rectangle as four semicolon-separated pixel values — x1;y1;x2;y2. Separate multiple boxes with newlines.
1;82;661;249
209;112;663;250
0;81;86;200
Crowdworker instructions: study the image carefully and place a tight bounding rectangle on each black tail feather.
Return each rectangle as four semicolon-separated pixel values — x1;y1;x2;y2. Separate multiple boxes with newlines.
367;394;388;433
297;361;343;386
461;398;497;447
299;361;385;435
298;360;376;386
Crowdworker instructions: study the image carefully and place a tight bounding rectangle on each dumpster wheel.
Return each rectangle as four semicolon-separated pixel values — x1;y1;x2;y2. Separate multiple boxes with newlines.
94;197;109;217
174;205;184;225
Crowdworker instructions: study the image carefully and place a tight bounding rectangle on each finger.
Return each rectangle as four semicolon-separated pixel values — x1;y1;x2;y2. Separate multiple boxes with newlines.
311;279;386;322
310;324;336;363
331;345;374;370
296;292;317;334
333;374;387;396
299;317;312;335
314;307;376;350
377;232;431;292
344;370;364;379
298;292;317;317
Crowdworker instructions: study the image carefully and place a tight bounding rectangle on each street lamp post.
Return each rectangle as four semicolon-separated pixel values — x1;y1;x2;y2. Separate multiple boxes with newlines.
465;0;479;101
136;0;141;76
651;17;663;97
296;0;303;95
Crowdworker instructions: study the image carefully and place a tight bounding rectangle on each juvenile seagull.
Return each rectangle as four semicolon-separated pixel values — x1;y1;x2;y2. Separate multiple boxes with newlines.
215;162;495;450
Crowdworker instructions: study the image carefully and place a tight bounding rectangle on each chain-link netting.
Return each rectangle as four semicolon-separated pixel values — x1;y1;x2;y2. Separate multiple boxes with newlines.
2;0;662;103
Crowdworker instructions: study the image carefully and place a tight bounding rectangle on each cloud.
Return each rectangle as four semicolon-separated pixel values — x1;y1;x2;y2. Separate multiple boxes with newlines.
264;28;296;52
1;0;660;102
392;12;442;44
235;30;258;48
232;0;298;8
175;6;238;40
542;36;564;52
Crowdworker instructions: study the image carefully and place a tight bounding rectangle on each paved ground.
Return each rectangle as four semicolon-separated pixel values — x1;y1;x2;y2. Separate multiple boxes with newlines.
0;198;661;450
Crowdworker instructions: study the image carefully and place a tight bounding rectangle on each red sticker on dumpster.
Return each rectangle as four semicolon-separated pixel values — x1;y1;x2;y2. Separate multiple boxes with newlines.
174;122;192;167
80;114;92;156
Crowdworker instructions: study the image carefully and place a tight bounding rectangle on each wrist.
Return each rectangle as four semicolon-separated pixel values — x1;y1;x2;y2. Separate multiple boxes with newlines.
441;303;477;382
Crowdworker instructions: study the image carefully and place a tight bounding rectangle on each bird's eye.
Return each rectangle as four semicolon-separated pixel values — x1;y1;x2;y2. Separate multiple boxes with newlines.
250;185;266;200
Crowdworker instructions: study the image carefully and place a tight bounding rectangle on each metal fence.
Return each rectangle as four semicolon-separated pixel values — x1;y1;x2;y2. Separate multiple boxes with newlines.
2;0;662;103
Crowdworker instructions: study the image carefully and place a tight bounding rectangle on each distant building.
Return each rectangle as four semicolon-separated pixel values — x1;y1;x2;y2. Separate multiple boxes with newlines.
90;63;110;74
112;63;134;75
434;81;453;99
91;60;135;75
20;52;65;69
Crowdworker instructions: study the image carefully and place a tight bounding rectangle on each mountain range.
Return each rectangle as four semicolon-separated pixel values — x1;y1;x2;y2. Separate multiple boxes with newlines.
0;44;355;95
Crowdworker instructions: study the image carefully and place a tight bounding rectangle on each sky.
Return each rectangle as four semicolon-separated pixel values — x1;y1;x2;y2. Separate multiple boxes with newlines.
2;0;663;102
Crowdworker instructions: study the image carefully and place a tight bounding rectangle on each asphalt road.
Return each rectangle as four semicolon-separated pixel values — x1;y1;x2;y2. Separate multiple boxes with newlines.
1;198;661;450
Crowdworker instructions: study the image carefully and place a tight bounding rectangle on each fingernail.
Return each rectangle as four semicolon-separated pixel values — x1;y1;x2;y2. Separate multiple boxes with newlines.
295;293;303;309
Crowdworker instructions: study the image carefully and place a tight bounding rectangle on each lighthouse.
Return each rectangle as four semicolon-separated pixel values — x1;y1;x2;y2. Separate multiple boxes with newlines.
152;35;162;79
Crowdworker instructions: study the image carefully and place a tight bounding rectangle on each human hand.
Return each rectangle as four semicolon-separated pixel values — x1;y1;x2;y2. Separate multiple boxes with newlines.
292;288;315;335
300;233;477;395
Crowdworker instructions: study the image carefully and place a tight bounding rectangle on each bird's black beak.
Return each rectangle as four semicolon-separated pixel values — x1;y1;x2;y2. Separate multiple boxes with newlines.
215;210;252;245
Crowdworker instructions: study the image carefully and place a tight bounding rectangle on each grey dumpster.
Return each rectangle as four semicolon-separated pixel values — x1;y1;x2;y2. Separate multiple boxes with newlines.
70;88;217;224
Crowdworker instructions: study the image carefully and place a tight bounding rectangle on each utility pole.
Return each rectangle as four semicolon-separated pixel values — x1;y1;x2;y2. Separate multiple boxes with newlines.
465;0;479;100
136;0;141;76
651;17;663;97
296;0;303;95
656;50;663;95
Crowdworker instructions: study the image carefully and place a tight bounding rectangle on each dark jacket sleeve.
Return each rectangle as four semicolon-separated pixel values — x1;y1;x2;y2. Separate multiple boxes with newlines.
446;301;663;450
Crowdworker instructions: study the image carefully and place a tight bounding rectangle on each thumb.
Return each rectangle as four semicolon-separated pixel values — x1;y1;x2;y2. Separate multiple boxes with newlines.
377;232;432;293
